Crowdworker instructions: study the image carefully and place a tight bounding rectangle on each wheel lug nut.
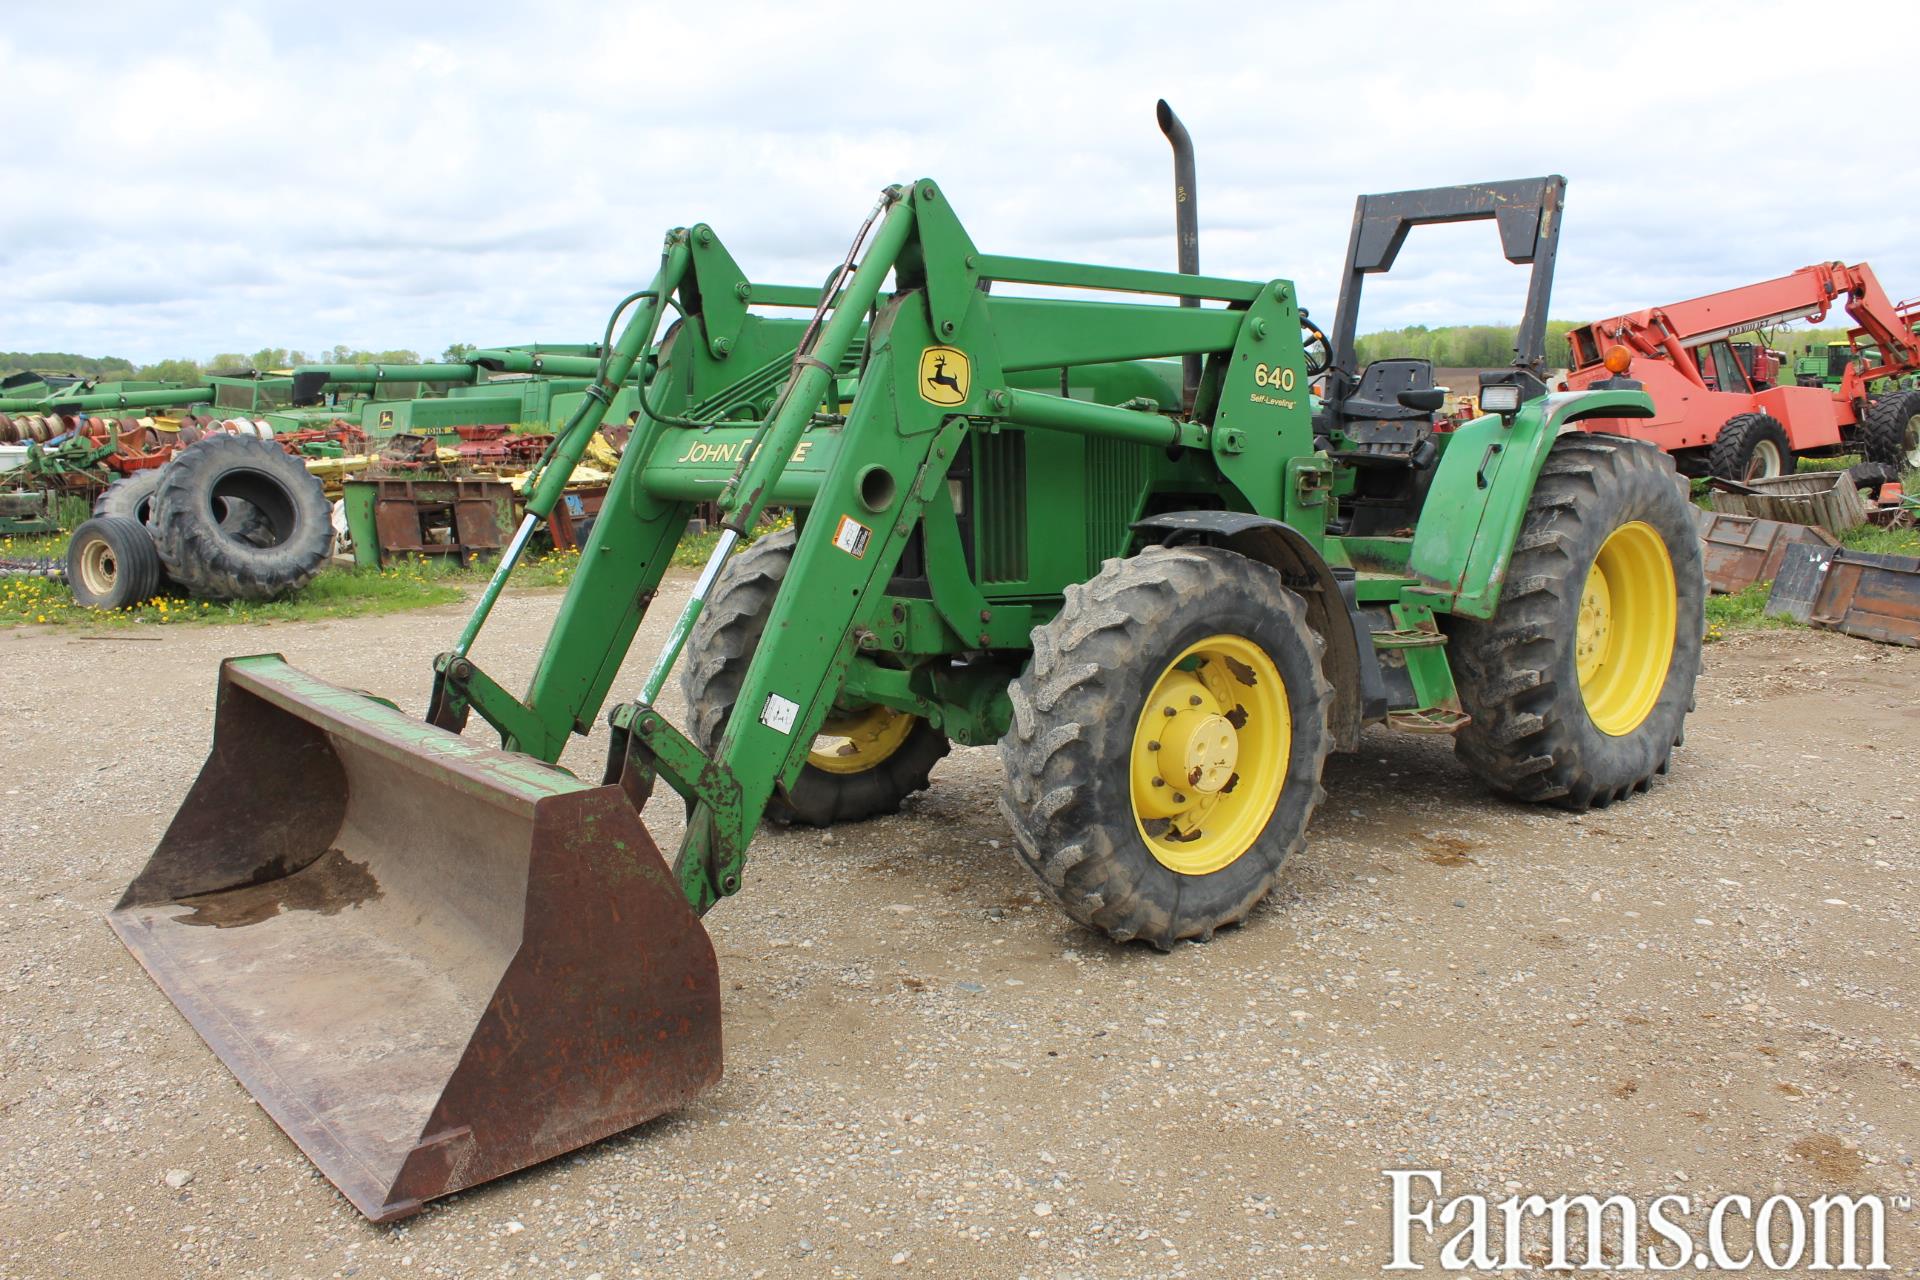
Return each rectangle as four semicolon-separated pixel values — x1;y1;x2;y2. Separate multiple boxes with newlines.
1151;777;1165;788
1147;740;1161;751
1188;694;1202;706
1163;706;1177;717
1173;793;1187;803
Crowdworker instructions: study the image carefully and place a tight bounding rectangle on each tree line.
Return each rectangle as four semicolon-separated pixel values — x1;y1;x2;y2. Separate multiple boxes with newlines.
0;352;137;379
2;345;478;384
9;327;1881;387
1355;323;1871;370
1353;323;1578;370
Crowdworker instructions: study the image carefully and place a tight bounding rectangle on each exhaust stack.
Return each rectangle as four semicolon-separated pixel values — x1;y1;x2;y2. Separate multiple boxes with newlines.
1156;99;1200;412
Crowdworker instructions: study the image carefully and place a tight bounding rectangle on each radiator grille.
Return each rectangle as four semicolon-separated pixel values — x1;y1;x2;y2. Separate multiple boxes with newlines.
1085;436;1149;574
974;431;1028;583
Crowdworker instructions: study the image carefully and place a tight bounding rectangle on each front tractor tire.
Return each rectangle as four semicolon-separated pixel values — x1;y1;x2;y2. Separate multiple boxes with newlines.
998;546;1333;949
681;527;949;827
1449;434;1703;810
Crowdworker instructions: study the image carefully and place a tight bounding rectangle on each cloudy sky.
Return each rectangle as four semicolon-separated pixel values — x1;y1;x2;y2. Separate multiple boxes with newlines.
7;0;1919;364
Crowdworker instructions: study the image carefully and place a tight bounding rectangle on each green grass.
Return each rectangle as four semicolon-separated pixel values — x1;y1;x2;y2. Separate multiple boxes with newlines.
1839;522;1920;556
2;531;67;560
1;532;590;629
1704;582;1797;642
2;513;754;630
670;528;722;567
1794;455;1853;473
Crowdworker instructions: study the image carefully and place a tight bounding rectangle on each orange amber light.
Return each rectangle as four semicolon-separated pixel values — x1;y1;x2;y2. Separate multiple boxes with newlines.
1603;345;1634;375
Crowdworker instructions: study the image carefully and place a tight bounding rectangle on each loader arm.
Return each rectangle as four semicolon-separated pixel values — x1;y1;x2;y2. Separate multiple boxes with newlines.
599;181;1313;913
427;226;871;758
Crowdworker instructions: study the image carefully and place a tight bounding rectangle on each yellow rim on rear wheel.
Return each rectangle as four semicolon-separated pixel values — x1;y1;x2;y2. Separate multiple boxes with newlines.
1575;520;1676;737
1129;634;1290;877
808;703;916;775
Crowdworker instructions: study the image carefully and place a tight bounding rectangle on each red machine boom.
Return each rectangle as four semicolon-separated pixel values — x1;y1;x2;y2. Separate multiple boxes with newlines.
1564;262;1920;479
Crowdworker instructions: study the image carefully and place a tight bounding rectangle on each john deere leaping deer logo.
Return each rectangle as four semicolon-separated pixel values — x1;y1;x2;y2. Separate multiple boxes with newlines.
918;345;971;406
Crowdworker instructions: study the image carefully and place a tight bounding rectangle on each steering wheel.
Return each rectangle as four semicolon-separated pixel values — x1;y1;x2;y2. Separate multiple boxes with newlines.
1300;319;1332;376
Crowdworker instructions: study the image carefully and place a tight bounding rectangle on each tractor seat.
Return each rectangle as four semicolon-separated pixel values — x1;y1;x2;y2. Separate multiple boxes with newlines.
1339;359;1440;421
1328;359;1441;469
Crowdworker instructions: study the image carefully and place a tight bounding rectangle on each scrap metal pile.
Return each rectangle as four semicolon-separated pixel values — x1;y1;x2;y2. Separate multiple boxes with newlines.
1697;465;1919;645
55;416;622;605
0;354;644;606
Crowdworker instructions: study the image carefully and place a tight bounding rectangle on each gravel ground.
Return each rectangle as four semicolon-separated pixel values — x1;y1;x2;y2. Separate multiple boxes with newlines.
1;576;1917;1278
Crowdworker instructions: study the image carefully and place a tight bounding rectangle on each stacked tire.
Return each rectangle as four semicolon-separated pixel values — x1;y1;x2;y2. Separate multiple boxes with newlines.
67;434;333;608
149;435;331;600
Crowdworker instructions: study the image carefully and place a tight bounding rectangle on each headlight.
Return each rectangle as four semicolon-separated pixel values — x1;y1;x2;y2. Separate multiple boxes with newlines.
1479;383;1523;415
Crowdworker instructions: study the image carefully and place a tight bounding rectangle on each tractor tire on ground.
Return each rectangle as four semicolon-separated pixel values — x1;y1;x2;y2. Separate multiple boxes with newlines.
93;469;166;527
681;526;950;826
1843;461;1902;494
65;516;162;610
1707;412;1793;481
151;434;332;601
1859;388;1920;471
1448;433;1703;810
998;545;1333;949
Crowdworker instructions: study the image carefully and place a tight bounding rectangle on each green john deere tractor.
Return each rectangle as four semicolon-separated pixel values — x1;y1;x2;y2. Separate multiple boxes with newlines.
108;107;1703;1223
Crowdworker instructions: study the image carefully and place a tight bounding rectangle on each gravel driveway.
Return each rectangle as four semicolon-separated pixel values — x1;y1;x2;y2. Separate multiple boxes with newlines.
2;577;1915;1277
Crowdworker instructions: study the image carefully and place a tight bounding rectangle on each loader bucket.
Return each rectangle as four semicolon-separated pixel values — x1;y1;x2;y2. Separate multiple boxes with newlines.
108;654;721;1223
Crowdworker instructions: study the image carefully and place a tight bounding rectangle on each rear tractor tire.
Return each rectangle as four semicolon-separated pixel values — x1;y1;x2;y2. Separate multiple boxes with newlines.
681;527;950;826
1448;433;1703;810
96;461;268;549
1707;412;1792;482
151;435;331;601
998;545;1333;949
65;516;162;610
94;469;166;527
1860;388;1920;472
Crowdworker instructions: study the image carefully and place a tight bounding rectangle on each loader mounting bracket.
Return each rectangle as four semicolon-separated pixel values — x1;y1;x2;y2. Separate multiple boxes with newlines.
605;703;743;822
603;702;750;909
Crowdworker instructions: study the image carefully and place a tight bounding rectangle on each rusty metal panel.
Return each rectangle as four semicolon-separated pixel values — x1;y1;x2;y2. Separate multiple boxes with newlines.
1708;471;1869;536
1807;549;1920;647
452;496;507;550
374;495;436;554
109;655;722;1223
367;477;514;564
1697;512;1839;594
1764;543;1835;623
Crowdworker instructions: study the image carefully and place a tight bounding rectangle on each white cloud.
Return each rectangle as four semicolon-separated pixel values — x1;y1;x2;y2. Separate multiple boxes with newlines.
6;0;1919;362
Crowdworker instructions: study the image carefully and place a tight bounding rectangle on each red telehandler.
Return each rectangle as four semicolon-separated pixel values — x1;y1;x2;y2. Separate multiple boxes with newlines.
1562;262;1920;480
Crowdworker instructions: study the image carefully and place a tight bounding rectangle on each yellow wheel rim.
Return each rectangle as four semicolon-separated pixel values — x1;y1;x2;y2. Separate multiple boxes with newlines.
1576;521;1676;737
808;703;916;775
1129;634;1290;877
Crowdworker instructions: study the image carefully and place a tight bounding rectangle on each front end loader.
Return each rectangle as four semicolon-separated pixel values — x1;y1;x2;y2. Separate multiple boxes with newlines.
111;109;1703;1222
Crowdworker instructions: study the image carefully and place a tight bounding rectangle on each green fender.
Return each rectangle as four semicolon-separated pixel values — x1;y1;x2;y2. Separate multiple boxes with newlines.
1408;388;1656;620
